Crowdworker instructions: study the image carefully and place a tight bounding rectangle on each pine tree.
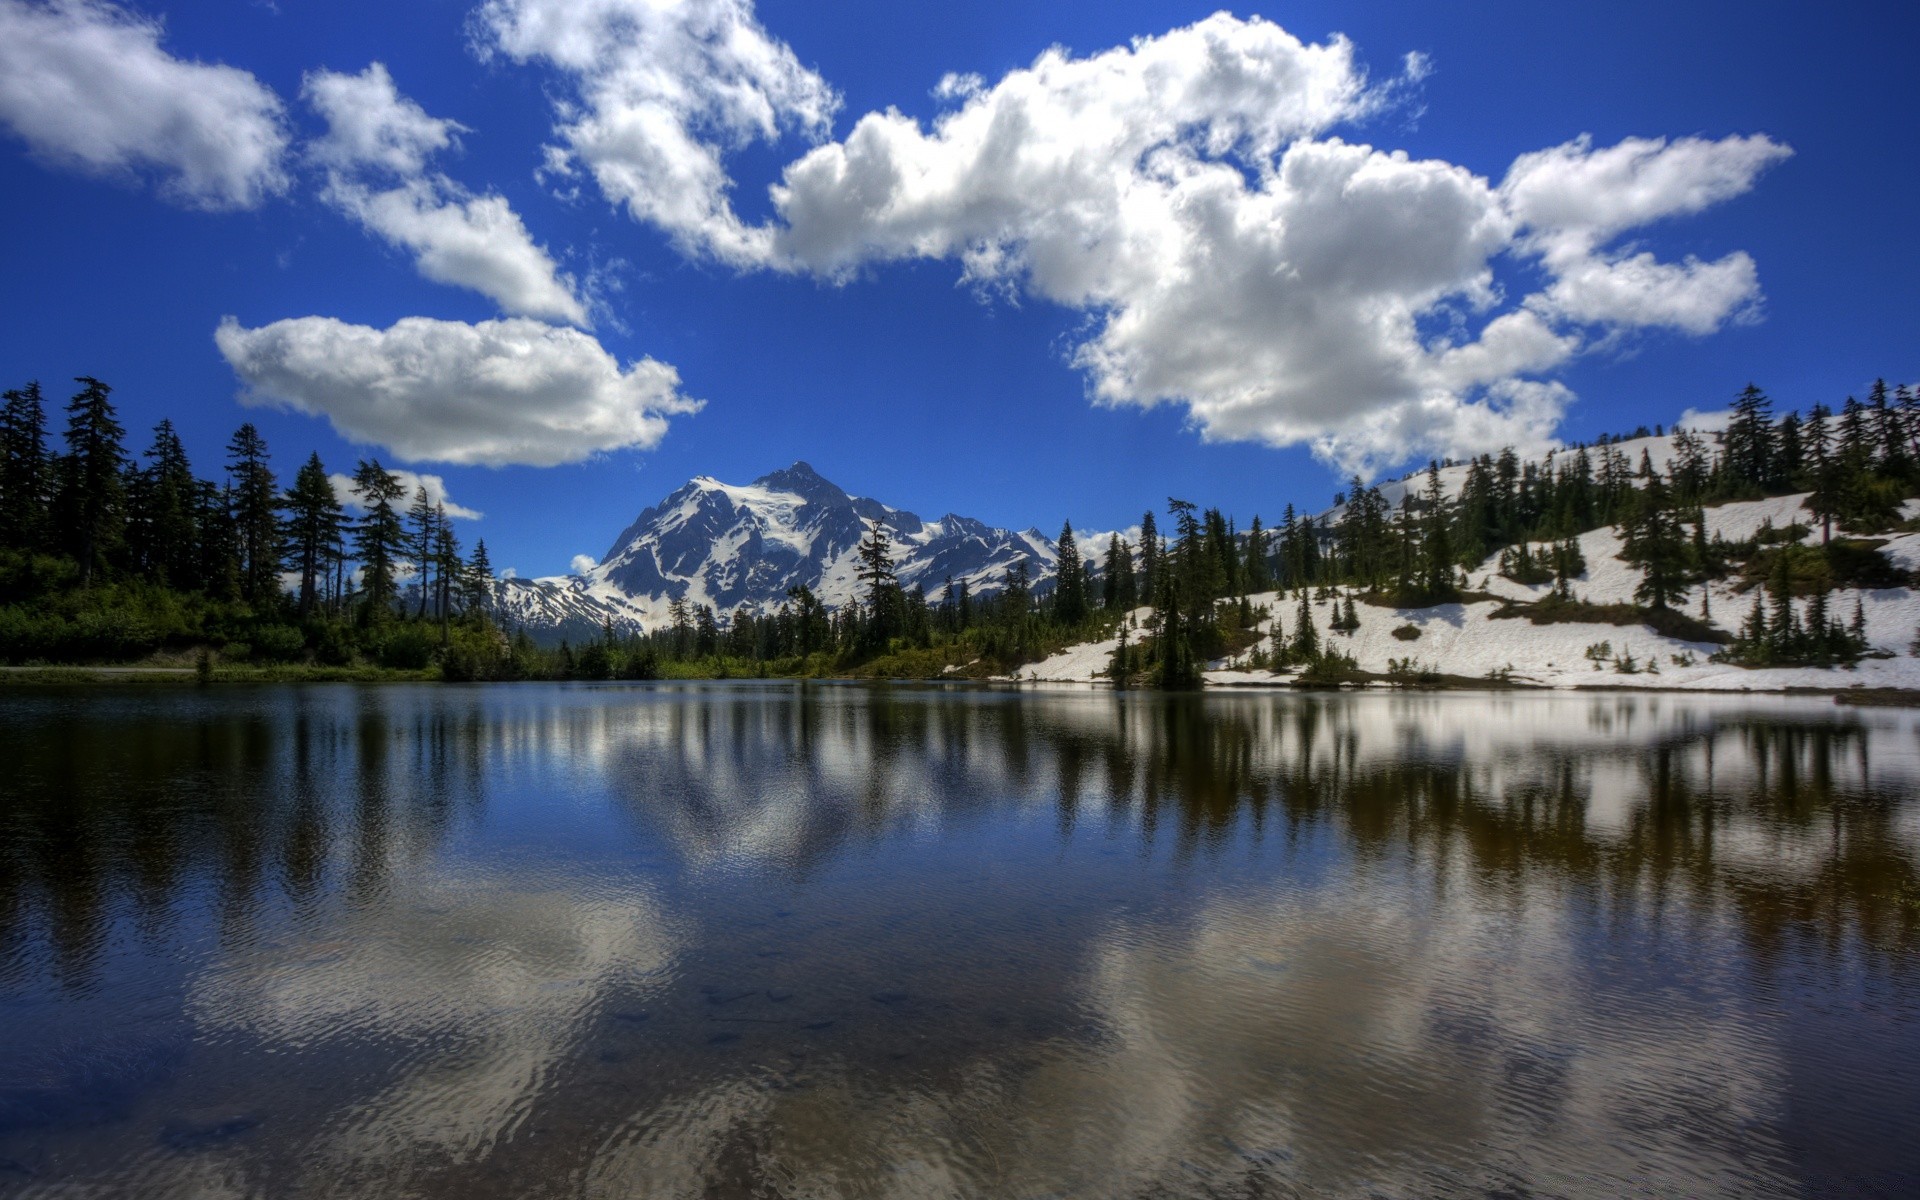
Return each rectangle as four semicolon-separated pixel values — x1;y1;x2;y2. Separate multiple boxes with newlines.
1054;521;1088;625
227;423;280;603
282;453;343;618
1420;463;1455;600
432;506;458;626
855;515;899;647
463;538;495;615
0;381;50;552
1102;534;1134;611
407;486;438;617
1137;511;1160;601
1291;588;1318;660
1244;515;1271;593
55;376;128;586
128;420;197;587
350;459;407;616
1620;475;1689;610
197;480;241;601
1719;382;1780;491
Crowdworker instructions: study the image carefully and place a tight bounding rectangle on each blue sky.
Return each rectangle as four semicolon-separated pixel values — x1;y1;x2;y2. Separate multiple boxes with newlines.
1;0;1913;578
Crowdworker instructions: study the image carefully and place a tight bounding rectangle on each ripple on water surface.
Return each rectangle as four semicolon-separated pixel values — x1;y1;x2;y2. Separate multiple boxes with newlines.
0;683;1916;1197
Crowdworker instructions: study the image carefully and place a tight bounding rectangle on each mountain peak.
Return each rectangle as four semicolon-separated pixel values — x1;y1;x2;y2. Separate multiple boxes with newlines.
753;460;839;495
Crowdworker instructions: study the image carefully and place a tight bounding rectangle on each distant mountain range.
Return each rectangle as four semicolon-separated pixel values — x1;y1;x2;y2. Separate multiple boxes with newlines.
493;462;1059;645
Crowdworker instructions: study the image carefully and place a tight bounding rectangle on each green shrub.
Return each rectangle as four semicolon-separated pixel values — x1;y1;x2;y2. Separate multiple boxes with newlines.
1391;623;1421;641
374;625;437;670
247;623;307;663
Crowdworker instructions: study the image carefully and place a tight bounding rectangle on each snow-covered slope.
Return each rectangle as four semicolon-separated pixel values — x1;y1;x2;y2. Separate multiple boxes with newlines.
493;462;1058;643
576;461;1055;626
1022;494;1920;692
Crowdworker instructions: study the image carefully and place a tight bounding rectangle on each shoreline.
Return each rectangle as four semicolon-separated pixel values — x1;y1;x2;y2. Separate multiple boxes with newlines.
4;663;1917;706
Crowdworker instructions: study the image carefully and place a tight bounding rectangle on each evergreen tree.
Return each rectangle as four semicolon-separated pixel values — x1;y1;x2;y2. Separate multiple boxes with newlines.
350;459;407;616
1054;521;1088;625
855;515;899;646
1420;464;1455;600
55;377;128;586
127;420;197;587
227;423;280;603
463;538;495;615
196;480;241;601
282;453;343;618
0;381;50;552
1290;588;1318;660
1721;384;1776;494
407;486;439;617
432;507;458;626
1137;511;1160;601
1620;476;1690;610
1102;534;1135;611
1244;515;1271;593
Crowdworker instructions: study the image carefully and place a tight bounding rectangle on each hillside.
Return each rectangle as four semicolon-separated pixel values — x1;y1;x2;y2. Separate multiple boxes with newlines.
1021;491;1920;692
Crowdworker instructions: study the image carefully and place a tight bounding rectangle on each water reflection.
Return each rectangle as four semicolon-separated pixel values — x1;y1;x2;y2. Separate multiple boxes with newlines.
0;684;1915;1197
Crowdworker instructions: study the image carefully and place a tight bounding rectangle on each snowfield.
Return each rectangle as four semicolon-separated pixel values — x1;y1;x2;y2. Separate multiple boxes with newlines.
1017;494;1920;693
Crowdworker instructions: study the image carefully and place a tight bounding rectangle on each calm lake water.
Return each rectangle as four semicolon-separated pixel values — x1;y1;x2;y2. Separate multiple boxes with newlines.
1;683;1916;1199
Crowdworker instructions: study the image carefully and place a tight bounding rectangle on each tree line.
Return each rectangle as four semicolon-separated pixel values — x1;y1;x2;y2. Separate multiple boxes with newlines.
4;373;1913;682
0;376;506;669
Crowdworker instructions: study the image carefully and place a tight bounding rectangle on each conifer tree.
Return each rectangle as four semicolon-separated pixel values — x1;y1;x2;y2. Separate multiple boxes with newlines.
1102;534;1134;611
128;420;197;587
0;382;50;552
1722;384;1776;494
408;486;438;617
197;480;241;601
1054;521;1088;625
1137;511;1160;601
56;377;128;586
1244;515;1271;593
432;506;458;625
350;459;407;616
1420;464;1455;600
282;452;343;618
227;423;280;603
463;538;494;615
1621;475;1689;610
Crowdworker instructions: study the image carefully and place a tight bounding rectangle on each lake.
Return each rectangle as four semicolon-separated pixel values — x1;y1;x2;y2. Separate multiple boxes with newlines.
1;683;1916;1198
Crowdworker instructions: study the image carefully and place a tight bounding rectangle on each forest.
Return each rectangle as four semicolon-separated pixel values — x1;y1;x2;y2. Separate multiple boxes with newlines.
1;376;1916;685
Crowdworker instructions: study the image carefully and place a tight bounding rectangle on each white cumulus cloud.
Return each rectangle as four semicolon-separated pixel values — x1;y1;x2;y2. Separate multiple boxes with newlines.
304;64;589;326
216;314;701;467
473;0;839;266
569;553;598;575
328;469;483;520
751;15;1790;474
0;0;290;208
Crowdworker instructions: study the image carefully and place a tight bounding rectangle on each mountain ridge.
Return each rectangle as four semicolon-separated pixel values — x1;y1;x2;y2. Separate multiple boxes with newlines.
492;461;1059;644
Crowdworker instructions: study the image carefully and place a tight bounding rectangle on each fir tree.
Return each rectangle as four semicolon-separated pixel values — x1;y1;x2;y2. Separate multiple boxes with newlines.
1291;588;1318;660
282;453;343;618
128;420;198;587
350;459;407;616
1620;476;1690;610
1137;511;1160;601
463;538;494;615
0;381;50;552
56;377;129;586
1103;534;1135;611
1054;521;1088;625
227;423;280;603
408;486;438;617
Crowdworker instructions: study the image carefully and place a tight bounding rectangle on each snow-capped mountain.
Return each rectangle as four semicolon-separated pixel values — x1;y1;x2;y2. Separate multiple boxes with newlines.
492;462;1057;643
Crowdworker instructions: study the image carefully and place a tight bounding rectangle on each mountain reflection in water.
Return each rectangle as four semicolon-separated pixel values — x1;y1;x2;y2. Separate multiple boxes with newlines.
0;684;1916;1198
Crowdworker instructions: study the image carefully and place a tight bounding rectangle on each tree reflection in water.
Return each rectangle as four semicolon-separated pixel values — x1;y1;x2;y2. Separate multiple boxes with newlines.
0;684;1914;1198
